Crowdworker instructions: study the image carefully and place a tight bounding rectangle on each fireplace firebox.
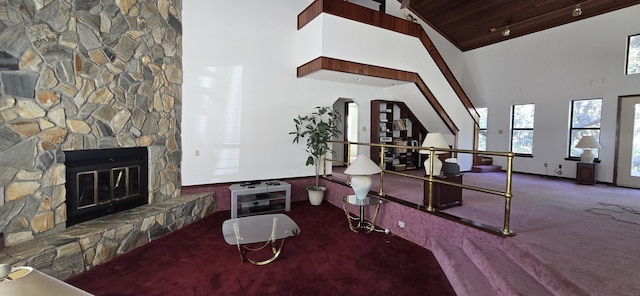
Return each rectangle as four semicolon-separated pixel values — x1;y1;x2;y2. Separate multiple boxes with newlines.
64;147;148;227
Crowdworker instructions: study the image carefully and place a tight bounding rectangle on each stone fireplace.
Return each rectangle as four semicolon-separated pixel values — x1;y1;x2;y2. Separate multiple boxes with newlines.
0;0;184;249
0;1;218;281
64;147;149;227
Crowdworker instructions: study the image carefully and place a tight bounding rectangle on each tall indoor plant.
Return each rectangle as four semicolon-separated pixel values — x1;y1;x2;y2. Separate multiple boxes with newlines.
290;106;342;205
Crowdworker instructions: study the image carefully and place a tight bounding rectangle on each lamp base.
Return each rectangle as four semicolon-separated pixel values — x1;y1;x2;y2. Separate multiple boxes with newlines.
580;150;596;163
350;175;372;200
424;157;443;176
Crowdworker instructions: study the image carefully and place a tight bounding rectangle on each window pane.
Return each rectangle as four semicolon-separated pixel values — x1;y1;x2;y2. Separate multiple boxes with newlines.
512;130;533;154
477;107;488;129
571;99;602;128
513;104;535;128
632;104;640;176
570;130;600;158
477;107;488;151
569;99;602;158
627;34;640;75
478;130;487;151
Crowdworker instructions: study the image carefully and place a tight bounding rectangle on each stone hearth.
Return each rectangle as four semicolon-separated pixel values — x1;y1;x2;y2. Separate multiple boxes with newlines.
0;193;215;280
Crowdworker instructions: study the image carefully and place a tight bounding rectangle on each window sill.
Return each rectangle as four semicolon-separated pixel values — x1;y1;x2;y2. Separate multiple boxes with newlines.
565;157;601;163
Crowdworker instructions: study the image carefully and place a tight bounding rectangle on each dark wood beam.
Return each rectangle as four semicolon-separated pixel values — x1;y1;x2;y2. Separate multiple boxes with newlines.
297;56;459;135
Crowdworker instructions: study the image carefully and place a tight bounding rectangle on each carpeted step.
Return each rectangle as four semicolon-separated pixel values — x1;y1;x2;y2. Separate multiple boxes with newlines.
503;239;590;296
429;239;497;296
471;165;502;173
462;238;554;296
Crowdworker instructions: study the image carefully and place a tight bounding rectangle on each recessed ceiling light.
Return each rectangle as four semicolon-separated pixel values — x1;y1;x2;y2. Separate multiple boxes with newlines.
502;27;511;37
572;5;583;17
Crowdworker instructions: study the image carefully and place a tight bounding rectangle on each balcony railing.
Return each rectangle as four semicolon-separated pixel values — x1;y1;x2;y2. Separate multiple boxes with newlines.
324;141;516;236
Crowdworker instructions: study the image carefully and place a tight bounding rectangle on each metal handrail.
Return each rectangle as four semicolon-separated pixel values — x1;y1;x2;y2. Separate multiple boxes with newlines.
323;140;515;236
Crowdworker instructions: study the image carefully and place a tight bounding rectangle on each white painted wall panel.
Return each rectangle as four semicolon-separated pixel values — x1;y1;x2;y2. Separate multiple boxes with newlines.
462;5;640;182
183;0;389;185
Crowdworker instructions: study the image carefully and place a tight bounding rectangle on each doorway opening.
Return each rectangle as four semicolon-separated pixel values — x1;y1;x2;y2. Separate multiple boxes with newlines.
333;98;358;167
615;95;640;188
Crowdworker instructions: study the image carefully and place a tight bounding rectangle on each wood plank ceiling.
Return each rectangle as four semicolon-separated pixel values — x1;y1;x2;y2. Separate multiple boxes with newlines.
404;0;640;51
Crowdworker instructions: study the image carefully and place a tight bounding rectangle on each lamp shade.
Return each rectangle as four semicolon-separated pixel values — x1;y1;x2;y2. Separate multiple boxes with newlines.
575;135;602;163
344;155;381;175
575;136;602;149
419;132;449;155
0;266;93;296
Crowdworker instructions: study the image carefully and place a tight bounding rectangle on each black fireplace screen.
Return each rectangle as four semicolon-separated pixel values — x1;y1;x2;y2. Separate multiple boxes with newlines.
76;166;141;208
65;147;148;227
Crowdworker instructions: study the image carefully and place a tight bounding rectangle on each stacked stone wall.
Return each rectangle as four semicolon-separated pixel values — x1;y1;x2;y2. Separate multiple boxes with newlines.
0;193;215;280
0;0;183;248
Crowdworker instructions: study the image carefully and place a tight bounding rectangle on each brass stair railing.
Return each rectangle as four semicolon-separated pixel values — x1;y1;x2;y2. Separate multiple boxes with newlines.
324;140;515;236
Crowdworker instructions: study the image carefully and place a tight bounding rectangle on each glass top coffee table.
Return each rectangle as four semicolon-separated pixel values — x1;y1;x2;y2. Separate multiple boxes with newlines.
222;213;300;265
342;195;386;233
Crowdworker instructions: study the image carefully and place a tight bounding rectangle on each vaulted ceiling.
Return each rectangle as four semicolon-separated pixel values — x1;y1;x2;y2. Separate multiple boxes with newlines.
403;0;640;51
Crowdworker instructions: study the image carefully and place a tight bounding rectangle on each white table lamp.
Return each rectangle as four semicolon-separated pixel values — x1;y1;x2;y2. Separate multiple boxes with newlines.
0;266;93;295
419;132;449;176
344;155;382;200
575;135;601;163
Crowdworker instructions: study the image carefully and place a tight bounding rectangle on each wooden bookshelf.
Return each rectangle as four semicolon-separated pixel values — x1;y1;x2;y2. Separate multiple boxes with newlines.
370;100;428;171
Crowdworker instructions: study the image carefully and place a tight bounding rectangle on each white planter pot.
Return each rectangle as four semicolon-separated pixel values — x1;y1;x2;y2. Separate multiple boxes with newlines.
307;187;326;205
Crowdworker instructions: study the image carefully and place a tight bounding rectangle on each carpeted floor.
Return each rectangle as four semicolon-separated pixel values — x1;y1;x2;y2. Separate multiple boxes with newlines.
330;167;640;295
66;201;456;296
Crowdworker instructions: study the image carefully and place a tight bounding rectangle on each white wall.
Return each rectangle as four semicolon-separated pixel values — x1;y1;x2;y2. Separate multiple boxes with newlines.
384;2;467;82
183;0;637;185
461;5;640;182
183;0;389;185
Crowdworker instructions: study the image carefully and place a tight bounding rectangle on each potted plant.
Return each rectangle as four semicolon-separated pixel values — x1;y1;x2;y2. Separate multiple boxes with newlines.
290;106;342;205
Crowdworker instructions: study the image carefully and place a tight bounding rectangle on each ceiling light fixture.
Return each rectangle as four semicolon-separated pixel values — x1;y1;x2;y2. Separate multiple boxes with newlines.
572;5;583;17
502;27;511;37
490;0;589;37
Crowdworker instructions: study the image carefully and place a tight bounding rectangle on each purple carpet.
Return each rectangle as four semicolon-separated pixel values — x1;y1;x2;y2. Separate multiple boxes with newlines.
66;201;455;295
328;167;640;296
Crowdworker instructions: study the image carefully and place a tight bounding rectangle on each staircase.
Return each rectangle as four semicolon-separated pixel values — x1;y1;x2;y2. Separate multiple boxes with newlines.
472;155;503;172
428;238;589;296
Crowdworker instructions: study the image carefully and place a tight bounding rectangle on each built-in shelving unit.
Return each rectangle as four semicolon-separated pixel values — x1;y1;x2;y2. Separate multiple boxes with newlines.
370;100;428;171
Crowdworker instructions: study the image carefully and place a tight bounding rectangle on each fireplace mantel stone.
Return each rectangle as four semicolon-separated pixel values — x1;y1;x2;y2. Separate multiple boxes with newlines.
0;193;214;280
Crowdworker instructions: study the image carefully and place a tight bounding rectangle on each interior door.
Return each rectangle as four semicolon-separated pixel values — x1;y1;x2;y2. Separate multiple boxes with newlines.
615;96;640;188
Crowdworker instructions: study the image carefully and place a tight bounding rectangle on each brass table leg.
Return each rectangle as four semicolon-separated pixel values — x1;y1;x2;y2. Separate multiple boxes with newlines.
342;201;382;233
238;239;286;266
232;218;286;265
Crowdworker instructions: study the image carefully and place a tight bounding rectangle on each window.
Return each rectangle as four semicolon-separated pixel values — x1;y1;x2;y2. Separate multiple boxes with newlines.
510;104;535;155
627;34;640;75
633;104;640;176
477;107;488;151
569;99;602;158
